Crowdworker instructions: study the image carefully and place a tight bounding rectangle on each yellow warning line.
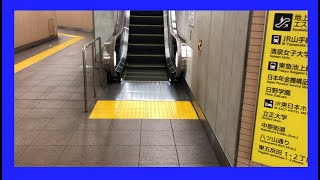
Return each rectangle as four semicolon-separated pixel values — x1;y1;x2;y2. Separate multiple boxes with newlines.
14;33;84;73
89;100;199;120
57;33;81;38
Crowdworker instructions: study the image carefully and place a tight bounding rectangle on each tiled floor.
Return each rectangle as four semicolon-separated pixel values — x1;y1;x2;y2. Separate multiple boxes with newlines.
14;29;221;167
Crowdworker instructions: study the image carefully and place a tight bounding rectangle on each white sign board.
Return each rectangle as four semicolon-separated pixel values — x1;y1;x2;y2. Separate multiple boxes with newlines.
188;11;195;27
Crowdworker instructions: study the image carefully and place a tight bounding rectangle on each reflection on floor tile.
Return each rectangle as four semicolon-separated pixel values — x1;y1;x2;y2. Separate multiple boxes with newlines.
58;145;139;166
15;146;66;166
176;145;219;164
139;146;178;164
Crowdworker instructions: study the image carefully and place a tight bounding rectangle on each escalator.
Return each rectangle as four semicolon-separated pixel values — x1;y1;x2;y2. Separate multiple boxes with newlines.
103;11;188;83
123;11;168;81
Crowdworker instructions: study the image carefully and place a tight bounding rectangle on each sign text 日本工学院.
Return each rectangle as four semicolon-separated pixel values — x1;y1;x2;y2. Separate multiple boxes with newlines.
251;11;308;167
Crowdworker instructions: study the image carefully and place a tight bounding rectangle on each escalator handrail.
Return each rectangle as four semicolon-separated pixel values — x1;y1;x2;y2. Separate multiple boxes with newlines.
163;11;176;74
115;11;130;74
167;11;184;78
103;11;126;77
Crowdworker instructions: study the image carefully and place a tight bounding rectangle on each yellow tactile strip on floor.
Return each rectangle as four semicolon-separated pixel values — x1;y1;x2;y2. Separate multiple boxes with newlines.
14;33;84;73
89;100;199;120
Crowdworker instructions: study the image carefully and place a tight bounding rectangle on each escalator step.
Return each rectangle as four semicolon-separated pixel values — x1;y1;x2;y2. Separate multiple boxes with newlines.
129;34;164;44
130;16;163;25
126;72;167;77
129;24;164;34
130;11;163;16
126;63;166;70
124;76;168;81
128;43;165;54
126;54;165;64
125;69;167;74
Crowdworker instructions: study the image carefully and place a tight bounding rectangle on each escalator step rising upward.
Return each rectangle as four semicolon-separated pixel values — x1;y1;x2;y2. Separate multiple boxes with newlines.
124;11;168;81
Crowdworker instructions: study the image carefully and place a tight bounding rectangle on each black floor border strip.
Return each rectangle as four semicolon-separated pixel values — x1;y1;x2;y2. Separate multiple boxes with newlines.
14;35;58;54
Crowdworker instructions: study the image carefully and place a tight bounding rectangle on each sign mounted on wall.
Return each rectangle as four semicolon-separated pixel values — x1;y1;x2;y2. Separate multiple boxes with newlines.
188;11;195;27
251;11;308;167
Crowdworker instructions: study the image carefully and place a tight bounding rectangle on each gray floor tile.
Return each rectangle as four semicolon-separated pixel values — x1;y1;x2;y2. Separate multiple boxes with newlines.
55;108;85;119
45;75;68;81
15;80;41;87
64;75;80;81
77;120;111;130
68;131;109;145
171;120;204;131
15;145;65;166
75;86;95;93
141;131;175;145
105;131;140;146
24;109;59;119
139;146;178;164
15;92;26;99
69;93;96;100
15;145;29;161
62;100;94;109
15;117;23;123
16;92;49;100
15;108;32;118
57;145;103;165
58;80;82;87
58;146;139;166
32;131;74;145
15;86;33;94
109;120;141;131
55;164;138;167
174;131;211;146
45;118;81;131
52;86;78;93
35;100;67;109
37;80;62;87
28;74;49;81
15;131;41;145
44;92;73;100
30;86;55;93
15;118;50;130
179;164;221;167
138;164;179;167
176;145;219;164
15;100;40;109
141;120;172;131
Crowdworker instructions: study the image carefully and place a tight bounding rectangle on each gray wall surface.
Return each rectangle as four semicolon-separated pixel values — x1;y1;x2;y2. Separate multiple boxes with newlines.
93;11;118;47
176;11;250;165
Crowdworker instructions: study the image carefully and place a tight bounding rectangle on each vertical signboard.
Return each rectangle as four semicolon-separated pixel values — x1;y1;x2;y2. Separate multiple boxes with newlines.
251;11;308;166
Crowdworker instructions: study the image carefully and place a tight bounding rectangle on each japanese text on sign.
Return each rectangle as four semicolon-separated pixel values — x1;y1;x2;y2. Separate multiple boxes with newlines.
251;11;308;167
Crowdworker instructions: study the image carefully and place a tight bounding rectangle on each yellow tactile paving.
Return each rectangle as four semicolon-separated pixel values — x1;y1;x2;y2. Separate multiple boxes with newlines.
14;33;84;73
89;100;199;120
171;110;199;119
118;109;146;119
89;108;119;119
120;101;145;109
145;109;174;119
94;100;122;109
145;101;172;110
